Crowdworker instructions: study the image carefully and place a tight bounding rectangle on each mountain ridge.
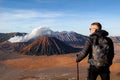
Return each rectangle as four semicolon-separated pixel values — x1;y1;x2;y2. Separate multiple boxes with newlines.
21;36;81;55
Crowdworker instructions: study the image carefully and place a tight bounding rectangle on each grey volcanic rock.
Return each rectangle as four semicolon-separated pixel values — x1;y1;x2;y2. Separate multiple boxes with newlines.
55;31;87;47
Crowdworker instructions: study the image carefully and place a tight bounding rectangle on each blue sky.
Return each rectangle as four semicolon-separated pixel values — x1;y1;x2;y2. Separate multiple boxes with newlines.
0;0;120;36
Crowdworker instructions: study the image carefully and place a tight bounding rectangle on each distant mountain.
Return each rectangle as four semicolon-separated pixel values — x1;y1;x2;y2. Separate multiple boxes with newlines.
0;41;28;52
110;36;120;43
0;29;86;56
13;42;29;52
0;32;26;43
110;36;120;54
1;27;120;56
0;41;13;51
55;31;87;47
21;36;81;55
6;28;87;47
27;31;88;48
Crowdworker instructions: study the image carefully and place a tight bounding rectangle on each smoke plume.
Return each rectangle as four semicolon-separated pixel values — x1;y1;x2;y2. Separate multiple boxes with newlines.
8;27;55;43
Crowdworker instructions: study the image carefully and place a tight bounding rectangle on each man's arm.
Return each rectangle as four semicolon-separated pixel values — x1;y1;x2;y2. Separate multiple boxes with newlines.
108;37;114;66
76;38;92;62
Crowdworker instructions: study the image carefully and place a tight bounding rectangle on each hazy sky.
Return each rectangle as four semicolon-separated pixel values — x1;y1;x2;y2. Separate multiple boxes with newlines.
0;0;120;36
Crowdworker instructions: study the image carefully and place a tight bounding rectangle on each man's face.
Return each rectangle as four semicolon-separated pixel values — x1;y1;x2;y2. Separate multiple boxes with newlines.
90;25;99;34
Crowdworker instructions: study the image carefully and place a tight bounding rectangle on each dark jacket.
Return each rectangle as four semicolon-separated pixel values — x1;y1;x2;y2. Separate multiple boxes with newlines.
76;30;114;67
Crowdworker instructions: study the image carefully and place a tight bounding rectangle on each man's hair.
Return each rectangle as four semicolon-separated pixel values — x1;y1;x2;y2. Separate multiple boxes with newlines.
91;22;102;30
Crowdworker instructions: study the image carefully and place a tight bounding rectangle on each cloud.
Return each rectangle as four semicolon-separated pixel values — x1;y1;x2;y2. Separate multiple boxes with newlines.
0;8;65;33
0;9;64;22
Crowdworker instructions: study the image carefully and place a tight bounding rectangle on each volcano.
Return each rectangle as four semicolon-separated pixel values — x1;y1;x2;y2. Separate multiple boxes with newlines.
21;36;80;55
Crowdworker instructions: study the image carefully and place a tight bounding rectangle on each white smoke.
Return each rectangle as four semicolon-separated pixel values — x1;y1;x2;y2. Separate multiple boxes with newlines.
8;27;55;43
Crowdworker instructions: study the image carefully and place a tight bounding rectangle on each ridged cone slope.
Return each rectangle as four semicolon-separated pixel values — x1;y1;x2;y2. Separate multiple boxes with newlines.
21;36;80;55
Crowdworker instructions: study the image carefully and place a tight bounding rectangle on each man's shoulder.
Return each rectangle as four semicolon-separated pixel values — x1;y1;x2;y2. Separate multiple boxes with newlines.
104;37;113;43
86;37;93;42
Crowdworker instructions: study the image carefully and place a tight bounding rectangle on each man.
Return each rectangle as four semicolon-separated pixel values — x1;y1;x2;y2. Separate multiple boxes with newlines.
76;22;114;80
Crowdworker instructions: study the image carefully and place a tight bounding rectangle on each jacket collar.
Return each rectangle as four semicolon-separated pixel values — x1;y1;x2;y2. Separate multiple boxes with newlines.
90;30;109;37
